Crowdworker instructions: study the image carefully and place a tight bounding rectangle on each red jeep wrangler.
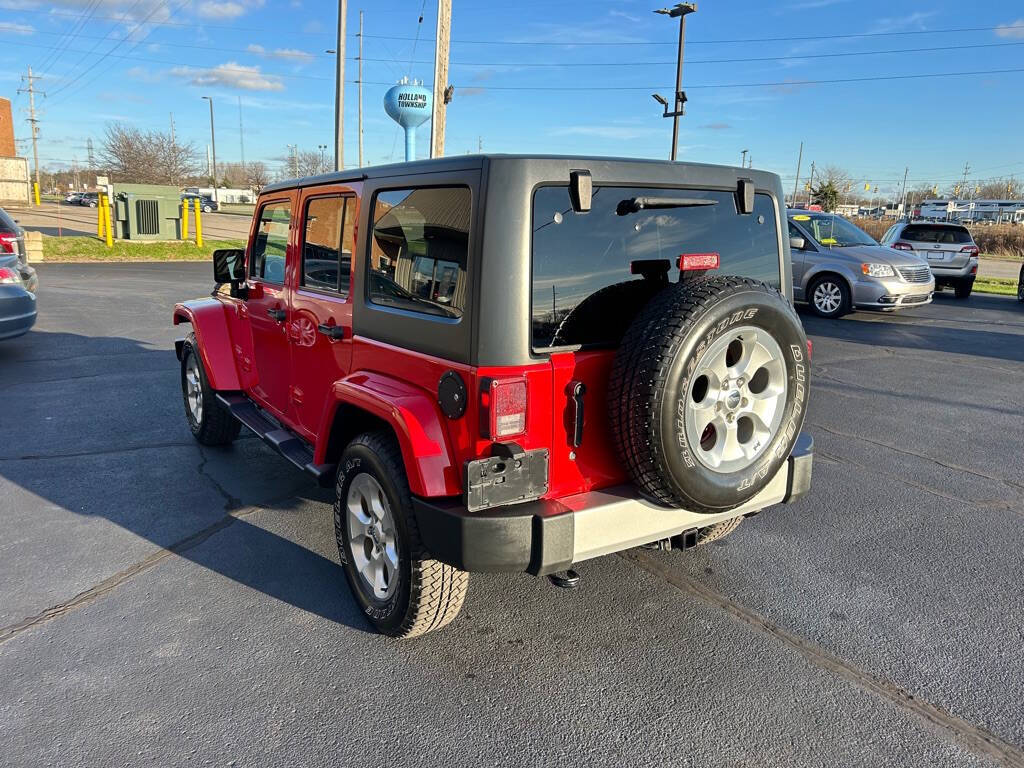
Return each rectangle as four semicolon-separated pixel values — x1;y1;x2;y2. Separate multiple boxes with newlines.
174;155;812;638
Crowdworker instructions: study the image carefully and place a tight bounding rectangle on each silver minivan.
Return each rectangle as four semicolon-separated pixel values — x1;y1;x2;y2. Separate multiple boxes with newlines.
787;211;934;318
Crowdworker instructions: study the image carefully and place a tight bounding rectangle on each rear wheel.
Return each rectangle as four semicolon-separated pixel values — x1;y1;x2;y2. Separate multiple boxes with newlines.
954;278;974;299
180;333;241;446
335;431;468;638
807;274;851;318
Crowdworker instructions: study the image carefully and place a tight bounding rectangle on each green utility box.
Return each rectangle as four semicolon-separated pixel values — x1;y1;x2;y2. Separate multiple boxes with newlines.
110;183;183;240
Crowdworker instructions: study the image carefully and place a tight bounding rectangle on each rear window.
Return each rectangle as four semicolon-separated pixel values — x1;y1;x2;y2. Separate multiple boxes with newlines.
532;185;781;349
899;224;972;244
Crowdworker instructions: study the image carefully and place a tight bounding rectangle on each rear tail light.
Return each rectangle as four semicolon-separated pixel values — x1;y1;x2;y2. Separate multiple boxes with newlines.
0;267;22;285
970;263;978;275
678;252;720;271
0;234;15;254
960;245;979;257
481;378;527;439
891;242;913;251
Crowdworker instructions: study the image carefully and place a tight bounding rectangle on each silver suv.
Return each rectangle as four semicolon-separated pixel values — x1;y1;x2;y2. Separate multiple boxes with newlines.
788;211;934;318
879;221;979;299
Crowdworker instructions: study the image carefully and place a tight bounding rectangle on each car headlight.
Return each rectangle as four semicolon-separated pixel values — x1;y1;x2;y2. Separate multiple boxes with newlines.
861;263;895;278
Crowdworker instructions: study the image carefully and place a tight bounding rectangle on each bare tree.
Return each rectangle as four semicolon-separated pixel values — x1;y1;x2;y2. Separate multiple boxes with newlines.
98;122;200;185
246;161;270;193
296;149;324;177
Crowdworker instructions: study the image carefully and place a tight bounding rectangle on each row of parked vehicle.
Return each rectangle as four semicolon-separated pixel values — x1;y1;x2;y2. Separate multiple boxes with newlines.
787;211;985;317
63;191;219;212
0;206;38;341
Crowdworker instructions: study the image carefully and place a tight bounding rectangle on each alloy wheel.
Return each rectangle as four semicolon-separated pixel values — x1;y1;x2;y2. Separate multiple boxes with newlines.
184;355;203;424
812;281;843;315
346;474;400;601
683;325;788;474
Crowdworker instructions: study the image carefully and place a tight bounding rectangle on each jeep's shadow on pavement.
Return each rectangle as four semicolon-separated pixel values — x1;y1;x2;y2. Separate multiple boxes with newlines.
798;294;1024;364
0;330;370;633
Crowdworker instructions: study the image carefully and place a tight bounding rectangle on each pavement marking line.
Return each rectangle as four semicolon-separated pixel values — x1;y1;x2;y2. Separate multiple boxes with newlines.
622;549;1024;768
0;505;264;646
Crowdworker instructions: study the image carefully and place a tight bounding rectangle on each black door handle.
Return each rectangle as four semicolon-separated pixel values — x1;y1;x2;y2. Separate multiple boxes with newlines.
266;308;286;322
317;323;346;340
570;381;586;448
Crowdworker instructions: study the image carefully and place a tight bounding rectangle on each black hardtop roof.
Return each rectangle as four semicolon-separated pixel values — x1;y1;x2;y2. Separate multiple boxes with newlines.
261;153;778;194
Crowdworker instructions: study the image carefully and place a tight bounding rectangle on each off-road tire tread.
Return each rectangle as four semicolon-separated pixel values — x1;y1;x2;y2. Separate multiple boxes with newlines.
182;332;241;446
696;516;743;545
608;276;801;512
335;431;468;638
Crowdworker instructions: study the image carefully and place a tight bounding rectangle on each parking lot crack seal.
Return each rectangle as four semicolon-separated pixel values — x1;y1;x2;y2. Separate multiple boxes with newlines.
0;504;264;646
622;550;1024;768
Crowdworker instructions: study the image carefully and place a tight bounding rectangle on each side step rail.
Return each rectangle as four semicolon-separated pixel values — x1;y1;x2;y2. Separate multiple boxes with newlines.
216;393;336;487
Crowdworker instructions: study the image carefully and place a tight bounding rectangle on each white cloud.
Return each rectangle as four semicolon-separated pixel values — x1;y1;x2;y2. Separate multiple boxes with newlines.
0;21;34;34
246;44;314;62
198;1;245;19
995;19;1024;38
171;61;284;91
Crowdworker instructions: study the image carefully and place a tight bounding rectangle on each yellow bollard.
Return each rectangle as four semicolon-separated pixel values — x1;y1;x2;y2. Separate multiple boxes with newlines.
104;196;114;249
194;198;203;248
181;199;189;241
33;182;40;206
97;194;106;239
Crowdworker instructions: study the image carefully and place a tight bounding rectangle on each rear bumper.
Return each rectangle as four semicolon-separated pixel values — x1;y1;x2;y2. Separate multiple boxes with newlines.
0;290;37;340
930;260;977;279
413;432;813;575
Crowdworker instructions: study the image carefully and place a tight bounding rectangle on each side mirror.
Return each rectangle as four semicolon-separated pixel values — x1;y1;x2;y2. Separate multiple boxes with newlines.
213;248;247;298
569;169;592;213
789;236;806;251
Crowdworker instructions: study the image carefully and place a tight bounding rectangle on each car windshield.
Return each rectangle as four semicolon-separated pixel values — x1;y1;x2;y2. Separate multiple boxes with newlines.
790;213;876;247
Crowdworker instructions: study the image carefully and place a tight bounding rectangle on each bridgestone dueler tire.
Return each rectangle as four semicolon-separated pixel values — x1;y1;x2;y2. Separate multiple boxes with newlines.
553;279;669;347
334;431;468;638
180;333;241;446
609;276;809;513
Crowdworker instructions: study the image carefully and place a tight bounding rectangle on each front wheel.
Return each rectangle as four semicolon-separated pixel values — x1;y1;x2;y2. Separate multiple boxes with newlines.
334;431;468;638
203;205;213;213
180;333;241;446
807;275;851;318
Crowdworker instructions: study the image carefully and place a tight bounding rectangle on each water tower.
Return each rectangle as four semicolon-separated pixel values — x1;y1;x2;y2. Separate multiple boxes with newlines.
383;78;432;162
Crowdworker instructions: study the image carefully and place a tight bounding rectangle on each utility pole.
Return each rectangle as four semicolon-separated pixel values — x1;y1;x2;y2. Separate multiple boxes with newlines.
791;141;803;208
654;3;696;161
169;112;175;144
899;166;909;219
169;113;177;185
318;144;328;173
238;96;246;173
357;9;364;168
960;162;970;200
202;96;218;204
430;0;453;158
334;0;347;171
86;138;95;171
807;161;815;205
747;153;752;169
18;67;43;205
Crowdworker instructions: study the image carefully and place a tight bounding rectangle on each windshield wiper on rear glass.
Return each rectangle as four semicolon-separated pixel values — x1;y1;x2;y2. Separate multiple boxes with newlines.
615;196;718;216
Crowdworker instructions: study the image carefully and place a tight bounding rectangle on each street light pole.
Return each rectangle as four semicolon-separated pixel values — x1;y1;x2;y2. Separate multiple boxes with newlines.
201;96;218;205
654;3;696;162
334;0;347;171
740;148;748;168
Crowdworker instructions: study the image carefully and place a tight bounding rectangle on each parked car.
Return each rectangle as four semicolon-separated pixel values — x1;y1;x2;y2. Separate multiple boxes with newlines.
0;207;36;340
788;210;934;318
0;206;36;293
79;192;99;208
173;156;813;638
181;193;218;213
64;192;83;205
879;221;979;298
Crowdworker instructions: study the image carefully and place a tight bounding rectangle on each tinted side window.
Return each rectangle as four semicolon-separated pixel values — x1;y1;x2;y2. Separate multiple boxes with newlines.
368;186;470;319
301;195;353;295
251;201;290;283
532;186;781;349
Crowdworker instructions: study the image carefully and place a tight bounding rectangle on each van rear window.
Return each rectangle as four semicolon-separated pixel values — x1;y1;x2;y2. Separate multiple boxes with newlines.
531;185;781;349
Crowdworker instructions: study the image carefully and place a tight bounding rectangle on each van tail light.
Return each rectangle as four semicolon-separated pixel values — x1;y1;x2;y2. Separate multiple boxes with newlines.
0;233;15;253
960;245;979;257
678;252;720;271
891;242;913;251
0;267;22;285
480;377;527;439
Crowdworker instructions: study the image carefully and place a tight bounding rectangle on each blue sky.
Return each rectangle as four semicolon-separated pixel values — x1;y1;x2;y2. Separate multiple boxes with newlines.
1;0;1022;197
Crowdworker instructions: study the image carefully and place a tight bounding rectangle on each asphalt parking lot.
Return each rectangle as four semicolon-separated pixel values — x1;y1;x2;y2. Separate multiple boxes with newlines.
1;264;1022;767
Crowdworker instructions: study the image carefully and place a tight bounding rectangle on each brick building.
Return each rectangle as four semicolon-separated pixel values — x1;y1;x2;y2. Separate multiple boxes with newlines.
0;97;15;157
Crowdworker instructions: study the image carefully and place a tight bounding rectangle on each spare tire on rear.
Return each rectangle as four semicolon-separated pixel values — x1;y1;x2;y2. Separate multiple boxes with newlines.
609;276;809;513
